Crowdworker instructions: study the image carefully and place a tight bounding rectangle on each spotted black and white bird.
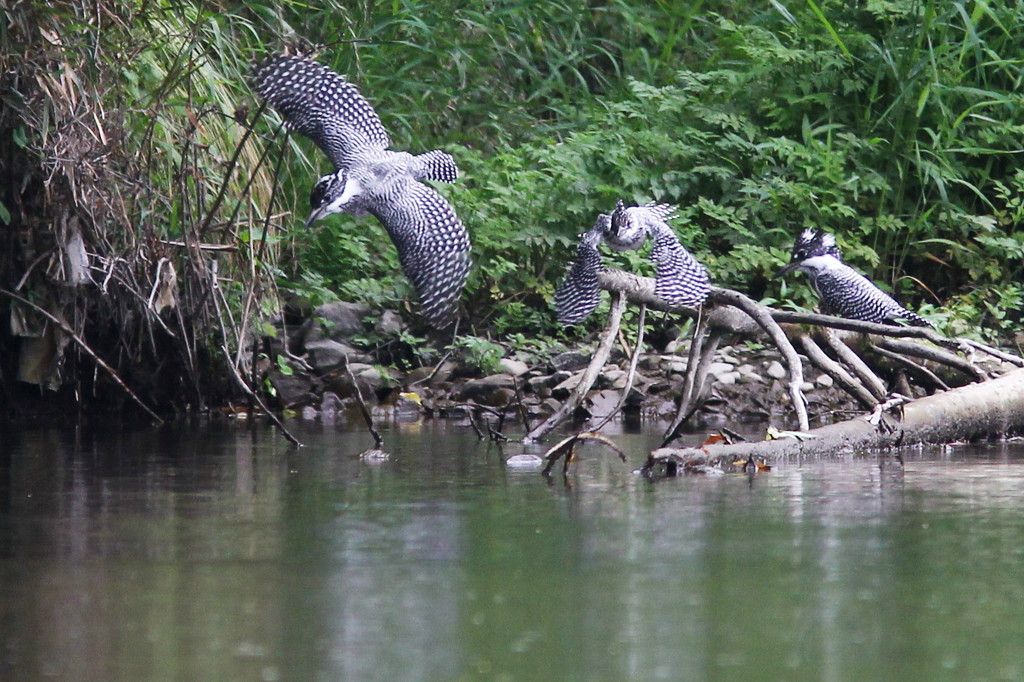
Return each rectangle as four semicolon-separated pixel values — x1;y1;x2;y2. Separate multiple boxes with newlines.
252;54;470;328
554;201;710;324
775;228;932;327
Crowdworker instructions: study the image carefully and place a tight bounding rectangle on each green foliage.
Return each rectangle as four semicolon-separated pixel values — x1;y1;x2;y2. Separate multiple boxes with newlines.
449;335;505;375
7;0;1022;410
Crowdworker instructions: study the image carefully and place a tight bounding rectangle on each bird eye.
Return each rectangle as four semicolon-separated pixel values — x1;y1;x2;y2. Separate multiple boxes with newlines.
310;181;327;210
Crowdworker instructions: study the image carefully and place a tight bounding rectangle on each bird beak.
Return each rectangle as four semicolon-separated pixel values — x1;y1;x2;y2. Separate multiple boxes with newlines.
304;207;328;230
773;261;799;279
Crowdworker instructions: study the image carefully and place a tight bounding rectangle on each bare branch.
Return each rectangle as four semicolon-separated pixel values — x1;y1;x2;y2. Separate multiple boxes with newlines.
524;292;627;443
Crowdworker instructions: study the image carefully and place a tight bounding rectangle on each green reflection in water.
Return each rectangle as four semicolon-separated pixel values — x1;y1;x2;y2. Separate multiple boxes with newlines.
2;422;1024;681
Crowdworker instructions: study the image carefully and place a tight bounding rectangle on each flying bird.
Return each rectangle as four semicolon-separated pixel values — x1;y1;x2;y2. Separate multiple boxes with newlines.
775;229;932;327
555;201;710;324
252;54;470;327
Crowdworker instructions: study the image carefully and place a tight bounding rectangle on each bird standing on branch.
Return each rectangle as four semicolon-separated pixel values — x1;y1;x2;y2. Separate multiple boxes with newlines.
252;53;470;328
776;229;932;327
554;201;710;324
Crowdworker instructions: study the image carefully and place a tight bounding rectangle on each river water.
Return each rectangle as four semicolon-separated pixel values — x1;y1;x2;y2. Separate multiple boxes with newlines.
2;418;1024;681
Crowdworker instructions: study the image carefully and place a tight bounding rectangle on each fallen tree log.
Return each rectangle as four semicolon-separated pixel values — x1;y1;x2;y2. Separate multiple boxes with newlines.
647;367;1024;463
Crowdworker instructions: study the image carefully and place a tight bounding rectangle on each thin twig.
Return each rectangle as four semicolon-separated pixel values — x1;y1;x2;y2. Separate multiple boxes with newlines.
874;337;985;381
524;292;627;443
662;326;722;447
593;303;646;431
343;356;384;448
870;345;951;391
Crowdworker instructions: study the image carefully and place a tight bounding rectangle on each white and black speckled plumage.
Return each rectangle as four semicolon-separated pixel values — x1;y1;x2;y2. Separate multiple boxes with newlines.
554;201;710;324
252;54;468;327
778;229;932;327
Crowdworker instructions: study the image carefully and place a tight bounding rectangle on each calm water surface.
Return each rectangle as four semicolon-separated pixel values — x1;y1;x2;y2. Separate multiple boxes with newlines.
2;418;1024;681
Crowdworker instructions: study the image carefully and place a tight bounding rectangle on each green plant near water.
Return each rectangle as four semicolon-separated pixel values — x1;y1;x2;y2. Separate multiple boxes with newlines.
2;0;1023;414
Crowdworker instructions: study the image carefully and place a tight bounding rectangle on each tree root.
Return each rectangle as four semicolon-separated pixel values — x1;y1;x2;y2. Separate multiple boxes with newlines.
588;268;1023;437
645;368;1024;468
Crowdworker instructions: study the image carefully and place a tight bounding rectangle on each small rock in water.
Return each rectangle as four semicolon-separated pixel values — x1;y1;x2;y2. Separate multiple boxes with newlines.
505;454;544;470
359;449;390;463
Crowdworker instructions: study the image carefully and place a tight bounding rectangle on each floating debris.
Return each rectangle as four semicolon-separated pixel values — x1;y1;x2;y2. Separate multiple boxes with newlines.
359;449;390;463
505;454;545;470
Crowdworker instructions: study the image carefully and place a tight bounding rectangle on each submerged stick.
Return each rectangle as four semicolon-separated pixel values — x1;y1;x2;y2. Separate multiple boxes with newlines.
343;356;384;449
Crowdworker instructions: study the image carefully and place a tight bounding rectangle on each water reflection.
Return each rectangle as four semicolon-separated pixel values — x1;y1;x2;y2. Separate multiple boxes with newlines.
2;421;1024;681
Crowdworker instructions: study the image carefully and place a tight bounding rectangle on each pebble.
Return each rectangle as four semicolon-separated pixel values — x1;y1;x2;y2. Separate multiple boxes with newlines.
801;382;815;392
815;374;835;388
499;358;530;377
707;362;735;376
716;372;740;386
766;361;787;380
667;360;688;374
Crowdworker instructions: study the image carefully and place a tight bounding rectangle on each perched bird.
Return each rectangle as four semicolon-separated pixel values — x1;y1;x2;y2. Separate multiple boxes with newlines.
775;229;932;327
252;54;470;327
554;201;710;324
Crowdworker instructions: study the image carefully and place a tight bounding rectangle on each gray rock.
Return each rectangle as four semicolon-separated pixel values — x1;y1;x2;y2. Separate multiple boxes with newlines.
542;398;562;414
297;301;372;350
815;374;835;388
481;373;517;389
527;375;554;396
475;387;516;408
305;339;374;370
499;358;530;377
800;381;815;392
268;370;314;408
459;374;516;402
707;361;735;377
551;351;590;372
375;309;406;336
766;360;787;380
738;370;765;384
320;391;344;416
716;372;740;386
588;389;621;416
666;359;689;374
551;372;584;400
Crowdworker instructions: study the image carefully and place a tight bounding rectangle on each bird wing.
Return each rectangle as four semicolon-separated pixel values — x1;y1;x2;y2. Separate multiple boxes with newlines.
633;208;710;308
367;180;470;327
554;217;608;325
815;269;930;326
253;54;390;168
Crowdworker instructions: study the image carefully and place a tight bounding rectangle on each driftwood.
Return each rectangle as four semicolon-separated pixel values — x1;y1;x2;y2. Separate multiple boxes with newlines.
649;367;1024;462
528;266;1022;446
